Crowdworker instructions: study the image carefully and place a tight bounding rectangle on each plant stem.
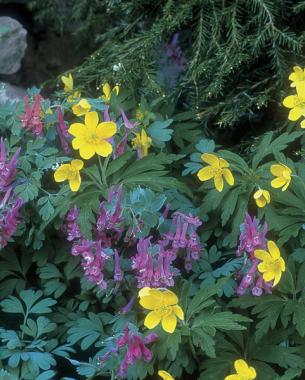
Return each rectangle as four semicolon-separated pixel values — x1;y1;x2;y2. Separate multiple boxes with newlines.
98;155;110;188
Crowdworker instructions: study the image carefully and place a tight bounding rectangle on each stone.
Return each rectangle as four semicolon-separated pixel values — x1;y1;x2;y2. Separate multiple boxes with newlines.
0;17;27;75
0;82;26;104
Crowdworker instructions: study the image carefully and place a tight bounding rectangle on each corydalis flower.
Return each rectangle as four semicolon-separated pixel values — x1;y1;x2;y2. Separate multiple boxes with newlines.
96;185;124;247
101;82;119;103
20;95;43;136
0;138;20;192
117;325;157;377
0;198;23;249
69;111;117;159
139;287;184;334
197;153;234;192
132;129;152;159
132;237;177;288
61;206;82;241
237;213;267;257
57;108;71;154
236;214;273;297
114;249;123;282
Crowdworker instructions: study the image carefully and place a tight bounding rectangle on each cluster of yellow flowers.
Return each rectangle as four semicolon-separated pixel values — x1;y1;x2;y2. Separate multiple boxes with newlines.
54;74;154;191
196;152;292;208
283;66;305;128
137;289;259;379
157;359;256;379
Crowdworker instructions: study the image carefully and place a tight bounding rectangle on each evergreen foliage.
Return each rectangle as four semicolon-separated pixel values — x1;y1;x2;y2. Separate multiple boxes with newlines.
28;0;305;130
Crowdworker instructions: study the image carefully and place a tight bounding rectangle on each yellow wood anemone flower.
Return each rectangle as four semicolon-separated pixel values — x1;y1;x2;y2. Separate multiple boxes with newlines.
158;370;175;380
254;240;285;286
69;111;117;160
138;287;184;334
61;73;74;92
289;66;305;89
101;82;119;103
253;189;270;208
225;359;256;380
54;159;83;192
132;129;152;158
72;99;91;116
270;163;292;191
197;153;234;192
283;85;305;122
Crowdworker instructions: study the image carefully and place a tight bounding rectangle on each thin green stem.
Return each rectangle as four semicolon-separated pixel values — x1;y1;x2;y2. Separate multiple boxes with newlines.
98;155;110;188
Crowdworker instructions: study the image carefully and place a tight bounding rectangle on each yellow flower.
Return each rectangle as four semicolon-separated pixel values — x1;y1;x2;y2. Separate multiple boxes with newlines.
158;370;175;380
54;159;83;192
69;111;117;160
283;85;305;121
253;189;270;208
254;240;285;286
289;66;305;89
139;287;184;334
270;163;292;191
61;73;74;92
225;359;256;380
101;82;119;103
197;153;234;192
132;129;152;158
72;99;91;116
67;91;81;103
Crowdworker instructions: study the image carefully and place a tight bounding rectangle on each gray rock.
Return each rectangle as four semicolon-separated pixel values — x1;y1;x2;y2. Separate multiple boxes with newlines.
0;82;26;104
0;17;27;75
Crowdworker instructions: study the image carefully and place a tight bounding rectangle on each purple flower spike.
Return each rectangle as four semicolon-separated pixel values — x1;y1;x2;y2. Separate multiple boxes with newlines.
117;326;157;377
235;213;273;297
0;198;23;249
0;138;21;192
57;108;71;154
114;249;123;282
120;109;137;129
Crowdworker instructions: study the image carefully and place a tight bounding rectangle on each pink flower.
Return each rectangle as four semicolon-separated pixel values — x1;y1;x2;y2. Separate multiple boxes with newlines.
0;198;23;249
0;138;20;193
117;325;157;377
236;214;272;297
20;95;43;136
57;108;71;154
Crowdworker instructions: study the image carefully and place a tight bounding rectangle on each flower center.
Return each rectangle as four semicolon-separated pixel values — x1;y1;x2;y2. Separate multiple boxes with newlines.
86;132;100;145
67;167;78;179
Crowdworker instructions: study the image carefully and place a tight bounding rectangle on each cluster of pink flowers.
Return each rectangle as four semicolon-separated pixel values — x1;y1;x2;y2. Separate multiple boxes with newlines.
235;213;273;296
62;186;126;289
98;325;158;378
20;95;43;136
63;185;203;290
132;236;177;288
132;211;202;288
0;138;22;249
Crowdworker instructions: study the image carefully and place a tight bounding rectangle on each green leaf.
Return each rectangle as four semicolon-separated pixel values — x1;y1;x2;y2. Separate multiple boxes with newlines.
67;313;105;350
148;119;173;147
